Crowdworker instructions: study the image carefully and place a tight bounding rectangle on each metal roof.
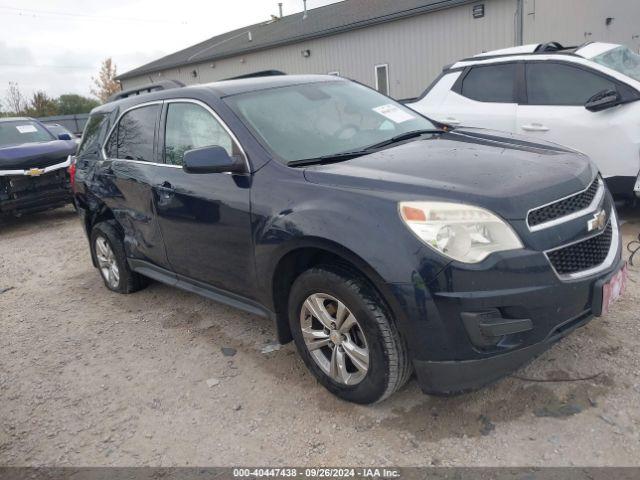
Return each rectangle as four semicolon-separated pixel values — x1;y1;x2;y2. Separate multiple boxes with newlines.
117;0;474;80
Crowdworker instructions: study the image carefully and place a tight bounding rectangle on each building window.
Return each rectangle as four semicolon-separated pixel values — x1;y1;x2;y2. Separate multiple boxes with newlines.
375;64;389;96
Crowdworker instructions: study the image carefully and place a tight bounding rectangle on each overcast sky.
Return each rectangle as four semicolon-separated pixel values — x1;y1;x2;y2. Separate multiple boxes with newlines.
0;0;343;103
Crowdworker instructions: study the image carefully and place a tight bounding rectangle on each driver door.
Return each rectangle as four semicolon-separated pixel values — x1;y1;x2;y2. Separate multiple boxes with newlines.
153;100;255;299
516;61;636;180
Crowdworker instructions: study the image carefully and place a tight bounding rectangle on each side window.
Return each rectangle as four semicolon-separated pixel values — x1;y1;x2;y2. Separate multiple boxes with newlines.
77;113;108;158
105;104;159;161
164;102;237;166
526;63;617;106
460;63;517;103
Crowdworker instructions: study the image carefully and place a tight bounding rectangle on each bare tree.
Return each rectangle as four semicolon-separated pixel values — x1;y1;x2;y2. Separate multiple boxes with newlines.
4;82;26;115
91;58;121;103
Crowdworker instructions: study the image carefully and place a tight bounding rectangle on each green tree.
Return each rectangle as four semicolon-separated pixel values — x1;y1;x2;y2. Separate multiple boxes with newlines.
57;94;99;115
25;91;58;117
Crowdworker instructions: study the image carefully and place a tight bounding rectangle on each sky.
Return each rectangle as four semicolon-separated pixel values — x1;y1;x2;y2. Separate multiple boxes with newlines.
0;0;343;104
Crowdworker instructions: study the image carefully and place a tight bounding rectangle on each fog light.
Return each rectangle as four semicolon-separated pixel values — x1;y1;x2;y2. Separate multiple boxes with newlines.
461;310;533;348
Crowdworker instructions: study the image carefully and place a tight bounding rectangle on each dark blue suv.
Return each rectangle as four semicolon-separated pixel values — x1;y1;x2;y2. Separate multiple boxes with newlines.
1;117;76;217
72;75;626;403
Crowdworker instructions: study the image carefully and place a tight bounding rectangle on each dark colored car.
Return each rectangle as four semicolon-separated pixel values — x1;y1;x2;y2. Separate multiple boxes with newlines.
72;75;626;404
44;123;81;146
0;117;77;217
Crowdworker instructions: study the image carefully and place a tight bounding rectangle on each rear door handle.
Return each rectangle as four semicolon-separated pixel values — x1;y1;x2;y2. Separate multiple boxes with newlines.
444;117;461;126
521;123;549;132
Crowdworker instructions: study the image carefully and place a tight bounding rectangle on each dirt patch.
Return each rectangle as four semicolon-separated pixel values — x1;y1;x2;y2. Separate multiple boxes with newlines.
1;205;639;466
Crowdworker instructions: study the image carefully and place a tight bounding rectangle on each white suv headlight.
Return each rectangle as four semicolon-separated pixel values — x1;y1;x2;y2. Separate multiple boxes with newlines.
399;201;523;263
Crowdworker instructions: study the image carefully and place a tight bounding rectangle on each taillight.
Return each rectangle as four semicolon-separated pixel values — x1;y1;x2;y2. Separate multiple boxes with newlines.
67;155;77;190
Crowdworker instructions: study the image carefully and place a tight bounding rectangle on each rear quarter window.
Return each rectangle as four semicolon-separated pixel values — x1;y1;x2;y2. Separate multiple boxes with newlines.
77;113;111;159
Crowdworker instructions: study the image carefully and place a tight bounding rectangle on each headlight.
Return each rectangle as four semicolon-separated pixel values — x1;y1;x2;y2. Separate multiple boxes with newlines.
399;201;523;263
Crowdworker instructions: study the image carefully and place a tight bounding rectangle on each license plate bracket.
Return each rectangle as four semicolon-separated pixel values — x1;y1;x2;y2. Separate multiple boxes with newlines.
593;262;628;316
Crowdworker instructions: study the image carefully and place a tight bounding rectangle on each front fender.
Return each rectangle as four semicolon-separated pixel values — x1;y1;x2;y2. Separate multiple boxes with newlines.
251;170;449;307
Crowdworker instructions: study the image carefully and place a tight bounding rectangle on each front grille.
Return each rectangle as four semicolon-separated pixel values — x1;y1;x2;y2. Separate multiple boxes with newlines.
528;178;600;227
547;221;613;275
5;170;69;196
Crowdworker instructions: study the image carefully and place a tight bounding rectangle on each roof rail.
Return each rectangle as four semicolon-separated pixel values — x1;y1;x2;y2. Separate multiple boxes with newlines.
225;70;287;80
107;80;185;103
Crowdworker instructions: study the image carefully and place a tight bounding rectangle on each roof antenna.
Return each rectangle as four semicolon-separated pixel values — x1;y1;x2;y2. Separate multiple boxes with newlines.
302;0;308;20
278;2;283;18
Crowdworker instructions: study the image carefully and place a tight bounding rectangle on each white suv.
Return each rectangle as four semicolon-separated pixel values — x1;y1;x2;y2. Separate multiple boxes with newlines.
408;42;640;198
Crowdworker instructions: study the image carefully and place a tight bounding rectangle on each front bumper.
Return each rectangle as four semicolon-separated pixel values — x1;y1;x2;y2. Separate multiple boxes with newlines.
387;208;623;395
413;307;594;395
0;159;72;216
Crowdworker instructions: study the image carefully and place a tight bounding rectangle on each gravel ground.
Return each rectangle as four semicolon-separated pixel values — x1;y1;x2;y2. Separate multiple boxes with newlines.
1;205;639;467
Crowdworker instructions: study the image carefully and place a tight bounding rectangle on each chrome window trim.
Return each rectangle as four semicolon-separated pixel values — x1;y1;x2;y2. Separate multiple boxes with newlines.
100;98;250;172
634;171;640;195
544;207;619;281
0;157;71;176
527;176;604;232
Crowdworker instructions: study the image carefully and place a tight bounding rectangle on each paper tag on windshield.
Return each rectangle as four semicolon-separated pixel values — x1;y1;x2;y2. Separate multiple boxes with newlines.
373;104;416;124
16;125;38;134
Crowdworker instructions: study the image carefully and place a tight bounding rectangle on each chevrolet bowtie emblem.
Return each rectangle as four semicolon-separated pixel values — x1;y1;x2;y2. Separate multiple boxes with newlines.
587;209;607;232
25;168;44;177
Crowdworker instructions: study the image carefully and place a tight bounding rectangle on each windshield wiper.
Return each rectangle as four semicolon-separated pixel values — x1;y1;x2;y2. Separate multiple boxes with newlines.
363;129;440;151
288;150;370;167
287;129;442;167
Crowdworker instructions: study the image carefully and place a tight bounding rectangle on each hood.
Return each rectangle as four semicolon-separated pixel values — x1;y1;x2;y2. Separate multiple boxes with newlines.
0;140;77;171
302;128;597;220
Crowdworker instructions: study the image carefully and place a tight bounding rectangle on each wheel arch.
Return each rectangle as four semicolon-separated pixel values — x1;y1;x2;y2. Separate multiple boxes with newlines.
268;237;406;345
86;203;119;267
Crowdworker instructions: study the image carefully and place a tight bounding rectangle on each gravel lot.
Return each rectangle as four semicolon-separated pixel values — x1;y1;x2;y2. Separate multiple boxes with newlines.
1;205;639;467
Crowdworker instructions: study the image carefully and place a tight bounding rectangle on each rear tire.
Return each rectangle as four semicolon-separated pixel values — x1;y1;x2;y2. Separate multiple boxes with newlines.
288;266;411;404
90;221;148;294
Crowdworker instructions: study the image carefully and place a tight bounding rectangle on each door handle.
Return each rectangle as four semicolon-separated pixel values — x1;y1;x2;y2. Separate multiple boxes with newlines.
156;181;175;199
521;123;549;132
444;117;461;126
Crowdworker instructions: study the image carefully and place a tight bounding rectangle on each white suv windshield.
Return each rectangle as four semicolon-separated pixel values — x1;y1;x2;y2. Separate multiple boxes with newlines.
592;46;640;83
225;81;436;163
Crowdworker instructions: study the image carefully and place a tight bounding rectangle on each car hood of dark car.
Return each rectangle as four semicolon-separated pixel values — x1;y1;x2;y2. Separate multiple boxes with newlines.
302;128;597;220
0;140;77;171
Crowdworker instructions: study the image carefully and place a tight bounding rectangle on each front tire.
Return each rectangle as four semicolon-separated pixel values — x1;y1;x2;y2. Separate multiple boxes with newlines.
90;221;148;294
288;266;411;404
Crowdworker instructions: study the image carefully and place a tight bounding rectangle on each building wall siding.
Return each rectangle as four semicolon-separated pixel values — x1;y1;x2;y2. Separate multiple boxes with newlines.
121;0;517;100
120;0;640;99
523;0;640;50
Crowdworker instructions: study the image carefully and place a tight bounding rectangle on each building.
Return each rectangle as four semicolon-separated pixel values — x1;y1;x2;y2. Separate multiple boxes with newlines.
117;0;640;101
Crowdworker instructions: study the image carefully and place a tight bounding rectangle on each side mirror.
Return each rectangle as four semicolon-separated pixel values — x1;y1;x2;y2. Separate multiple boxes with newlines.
585;89;621;112
58;133;73;141
182;145;245;174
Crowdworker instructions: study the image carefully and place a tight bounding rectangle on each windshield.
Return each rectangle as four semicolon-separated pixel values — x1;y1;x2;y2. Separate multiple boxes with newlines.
0;120;55;148
225;81;437;163
592;46;640;83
